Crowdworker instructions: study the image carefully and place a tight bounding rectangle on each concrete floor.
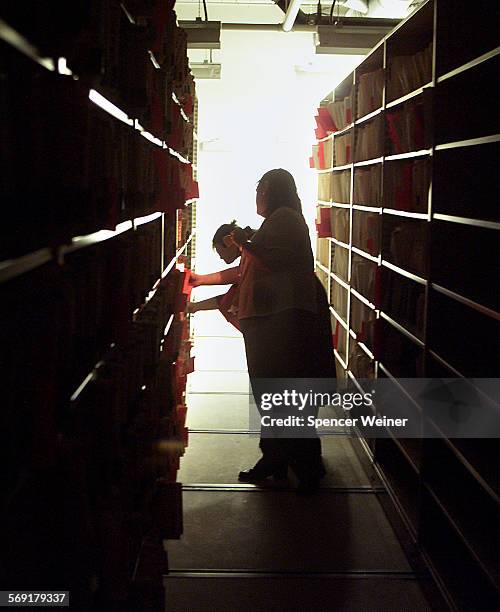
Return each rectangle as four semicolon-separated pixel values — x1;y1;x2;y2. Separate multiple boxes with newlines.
163;311;434;611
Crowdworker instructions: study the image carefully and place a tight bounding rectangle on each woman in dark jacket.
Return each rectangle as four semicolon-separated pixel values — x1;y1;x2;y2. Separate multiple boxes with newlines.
191;169;334;494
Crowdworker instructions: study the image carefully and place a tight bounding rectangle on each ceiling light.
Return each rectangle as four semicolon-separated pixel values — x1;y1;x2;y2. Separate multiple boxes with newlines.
179;19;221;50
190;61;222;79
315;20;397;54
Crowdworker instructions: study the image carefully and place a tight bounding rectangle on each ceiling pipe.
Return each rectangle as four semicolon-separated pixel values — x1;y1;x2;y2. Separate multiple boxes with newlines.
221;17;399;32
282;0;304;31
337;0;369;13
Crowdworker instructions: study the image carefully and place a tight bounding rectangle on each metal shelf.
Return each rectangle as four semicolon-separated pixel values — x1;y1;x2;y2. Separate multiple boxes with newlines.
432;213;500;231
70;358;107;403
329;237;350;250
120;2;136;24
377;362;422;412
329;306;348;330
334;349;347;371
351;246;379;264
435;134;500;151
352;204;382;213
431;283;500;322
332;163;353;172
349;331;375;361
0;248;53;284
315;261;330;276
332;123;353;137
354;107;383;125
425;419;500;507
330;271;350;291
381;260;427;286
371;459;419;542
427;350;464;378
423;483;499;591
0;17;55;71
385;149;432;161
379;311;425;349
172;92;191;124
61;221;134;256
316;132;333;143
383;208;429;220
385;82;433;109
437;46;500;84
350;287;377;311
354;157;383;168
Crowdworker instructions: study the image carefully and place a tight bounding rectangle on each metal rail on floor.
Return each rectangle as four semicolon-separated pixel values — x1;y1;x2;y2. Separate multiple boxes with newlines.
181;484;386;493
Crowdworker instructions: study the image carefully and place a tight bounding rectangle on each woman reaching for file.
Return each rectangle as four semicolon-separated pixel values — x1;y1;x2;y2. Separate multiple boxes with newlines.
187;222;254;329
190;169;334;495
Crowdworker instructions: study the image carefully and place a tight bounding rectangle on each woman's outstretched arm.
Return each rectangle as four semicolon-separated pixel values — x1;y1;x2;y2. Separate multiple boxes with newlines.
187;296;221;313
190;266;239;287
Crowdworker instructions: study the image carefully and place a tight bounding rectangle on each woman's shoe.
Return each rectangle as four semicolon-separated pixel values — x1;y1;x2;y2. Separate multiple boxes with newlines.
238;465;287;482
238;467;272;482
272;467;288;480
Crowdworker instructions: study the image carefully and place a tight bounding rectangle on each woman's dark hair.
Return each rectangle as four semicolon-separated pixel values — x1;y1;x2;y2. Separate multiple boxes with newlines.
257;168;302;215
212;222;255;249
212;220;237;248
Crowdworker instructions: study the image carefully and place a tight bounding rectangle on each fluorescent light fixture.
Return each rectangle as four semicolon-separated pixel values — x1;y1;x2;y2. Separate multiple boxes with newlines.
179;19;221;49
315;22;395;54
190;61;221;79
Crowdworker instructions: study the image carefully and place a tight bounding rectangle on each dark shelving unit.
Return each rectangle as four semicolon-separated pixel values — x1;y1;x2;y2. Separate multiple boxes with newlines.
313;1;500;609
1;3;198;609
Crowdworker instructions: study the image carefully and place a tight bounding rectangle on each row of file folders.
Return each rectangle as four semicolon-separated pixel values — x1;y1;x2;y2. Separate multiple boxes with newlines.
1;220;190;406
331;273;425;355
316;159;430;213
317;208;429;276
314;43;432;138
2;287;192;604
311;99;430;170
2;63;198;260
2;252;194;483
2;0;195;152
330;262;425;337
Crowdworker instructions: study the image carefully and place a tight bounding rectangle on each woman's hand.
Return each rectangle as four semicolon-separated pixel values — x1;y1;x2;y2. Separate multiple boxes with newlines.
189;273;204;288
230;227;247;247
186;301;198;314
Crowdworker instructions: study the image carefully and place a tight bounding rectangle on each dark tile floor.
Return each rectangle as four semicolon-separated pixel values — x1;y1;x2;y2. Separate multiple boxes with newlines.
164;319;434;611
